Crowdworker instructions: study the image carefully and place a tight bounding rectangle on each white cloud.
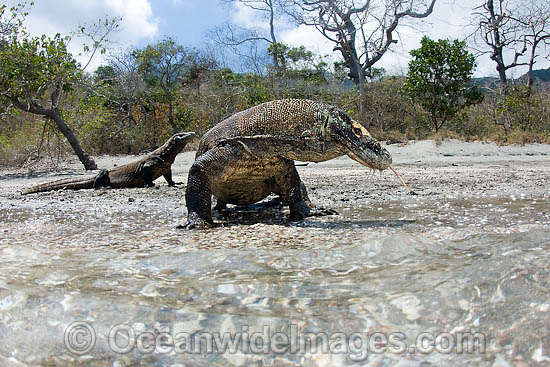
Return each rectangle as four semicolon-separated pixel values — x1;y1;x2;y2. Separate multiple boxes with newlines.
105;0;159;41
230;2;270;33
280;25;332;56
22;0;159;71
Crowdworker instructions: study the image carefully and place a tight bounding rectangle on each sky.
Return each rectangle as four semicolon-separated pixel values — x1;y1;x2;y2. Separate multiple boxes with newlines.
5;0;549;78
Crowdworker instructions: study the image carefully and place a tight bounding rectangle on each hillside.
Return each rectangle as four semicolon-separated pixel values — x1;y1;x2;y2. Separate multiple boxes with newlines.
472;67;550;91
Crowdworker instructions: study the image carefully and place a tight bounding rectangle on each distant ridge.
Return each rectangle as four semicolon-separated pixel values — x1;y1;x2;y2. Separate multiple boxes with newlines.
471;67;550;91
520;67;550;84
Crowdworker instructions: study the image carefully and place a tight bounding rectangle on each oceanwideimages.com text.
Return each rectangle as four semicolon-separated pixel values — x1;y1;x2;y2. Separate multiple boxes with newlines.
64;321;486;361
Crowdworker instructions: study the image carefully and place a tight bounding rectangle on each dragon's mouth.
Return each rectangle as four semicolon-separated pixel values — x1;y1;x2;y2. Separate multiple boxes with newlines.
347;140;392;171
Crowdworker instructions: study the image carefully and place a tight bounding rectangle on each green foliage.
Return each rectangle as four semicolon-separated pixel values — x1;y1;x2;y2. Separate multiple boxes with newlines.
133;37;209;91
267;42;288;72
0;32;80;107
0;3;79;105
266;43;329;99
268;43;321;72
496;85;550;136
76;17;120;64
94;65;117;85
212;68;274;107
131;38;214;133
267;43;327;77
403;37;483;131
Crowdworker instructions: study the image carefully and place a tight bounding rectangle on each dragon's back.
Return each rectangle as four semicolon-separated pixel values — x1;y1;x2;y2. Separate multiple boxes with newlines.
197;99;327;156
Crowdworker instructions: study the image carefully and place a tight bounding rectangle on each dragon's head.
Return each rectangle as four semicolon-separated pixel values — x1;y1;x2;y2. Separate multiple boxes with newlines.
172;131;196;144
162;131;196;159
325;107;392;170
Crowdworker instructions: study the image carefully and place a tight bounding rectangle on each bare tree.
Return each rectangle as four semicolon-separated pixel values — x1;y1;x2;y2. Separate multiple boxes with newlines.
520;1;550;88
473;0;550;90
210;24;271;74
100;49;146;127
473;0;527;88
288;0;436;124
183;52;217;136
210;0;286;73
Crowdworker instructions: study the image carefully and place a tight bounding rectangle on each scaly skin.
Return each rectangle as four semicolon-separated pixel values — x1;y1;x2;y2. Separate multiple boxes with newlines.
22;132;196;194
181;99;392;229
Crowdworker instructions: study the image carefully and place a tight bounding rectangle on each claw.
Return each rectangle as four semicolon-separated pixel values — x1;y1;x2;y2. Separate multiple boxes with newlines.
290;203;338;221
309;207;338;217
177;220;213;230
177;213;214;230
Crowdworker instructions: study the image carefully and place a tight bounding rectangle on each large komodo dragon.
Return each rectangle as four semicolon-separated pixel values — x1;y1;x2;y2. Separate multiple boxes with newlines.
181;99;392;229
22;132;196;194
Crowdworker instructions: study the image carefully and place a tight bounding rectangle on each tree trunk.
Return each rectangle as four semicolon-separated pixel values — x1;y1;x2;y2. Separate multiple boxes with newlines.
526;41;538;91
489;49;508;94
9;96;97;170
340;43;368;125
168;99;176;133
197;81;203;136
486;0;508;92
51;107;98;170
358;71;367;125
496;61;508;91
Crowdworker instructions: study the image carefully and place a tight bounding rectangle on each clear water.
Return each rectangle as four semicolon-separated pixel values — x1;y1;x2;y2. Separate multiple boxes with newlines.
1;193;549;366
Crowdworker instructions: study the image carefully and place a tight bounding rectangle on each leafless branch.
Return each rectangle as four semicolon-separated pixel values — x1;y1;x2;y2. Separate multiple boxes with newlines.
286;0;436;123
472;0;550;88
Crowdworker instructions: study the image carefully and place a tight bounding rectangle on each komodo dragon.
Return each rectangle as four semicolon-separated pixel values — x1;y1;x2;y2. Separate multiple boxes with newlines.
22;132;196;194
181;99;392;229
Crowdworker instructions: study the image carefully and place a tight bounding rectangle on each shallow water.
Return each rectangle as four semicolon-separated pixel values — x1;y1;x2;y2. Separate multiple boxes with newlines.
1;190;550;367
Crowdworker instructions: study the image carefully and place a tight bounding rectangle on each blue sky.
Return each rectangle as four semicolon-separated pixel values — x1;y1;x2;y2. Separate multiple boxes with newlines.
8;0;550;77
148;0;229;47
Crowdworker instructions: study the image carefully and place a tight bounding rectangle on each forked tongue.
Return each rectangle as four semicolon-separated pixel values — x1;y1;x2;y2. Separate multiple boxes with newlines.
388;166;417;195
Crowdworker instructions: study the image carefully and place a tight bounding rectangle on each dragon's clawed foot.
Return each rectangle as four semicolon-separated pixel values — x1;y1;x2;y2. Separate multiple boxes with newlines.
290;203;338;221
308;207;338;217
177;212;214;230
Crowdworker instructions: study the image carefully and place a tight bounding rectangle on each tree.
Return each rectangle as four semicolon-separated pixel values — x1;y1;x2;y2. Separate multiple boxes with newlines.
519;1;550;88
94;51;145;127
211;0;285;73
289;0;436;124
133;38;190;132
474;0;550;91
267;43;329;98
474;0;524;89
0;3;98;169
402;37;483;132
267;43;324;73
182;52;217;136
133;38;215;134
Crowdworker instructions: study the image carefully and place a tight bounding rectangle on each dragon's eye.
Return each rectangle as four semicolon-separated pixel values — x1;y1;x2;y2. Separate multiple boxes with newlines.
353;127;362;137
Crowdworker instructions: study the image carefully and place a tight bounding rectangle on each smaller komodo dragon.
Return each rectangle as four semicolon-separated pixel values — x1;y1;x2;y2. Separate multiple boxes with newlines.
22;132;196;194
181;99;392;229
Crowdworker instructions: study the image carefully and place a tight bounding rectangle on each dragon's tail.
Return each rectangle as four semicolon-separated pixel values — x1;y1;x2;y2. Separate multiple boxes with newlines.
21;170;110;194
